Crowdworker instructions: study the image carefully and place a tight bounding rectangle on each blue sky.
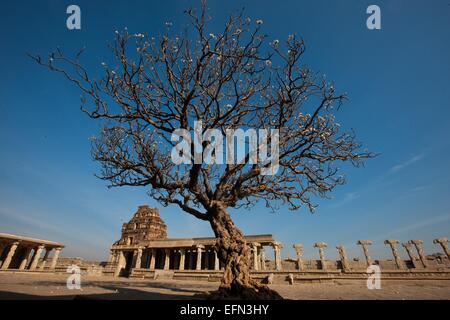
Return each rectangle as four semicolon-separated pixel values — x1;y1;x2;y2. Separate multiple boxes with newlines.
1;0;449;261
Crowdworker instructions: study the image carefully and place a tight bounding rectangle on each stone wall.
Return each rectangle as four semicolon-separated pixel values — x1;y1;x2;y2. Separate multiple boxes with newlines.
53;257;105;276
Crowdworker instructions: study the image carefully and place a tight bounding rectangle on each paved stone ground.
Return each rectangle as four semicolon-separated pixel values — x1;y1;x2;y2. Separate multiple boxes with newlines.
0;273;449;299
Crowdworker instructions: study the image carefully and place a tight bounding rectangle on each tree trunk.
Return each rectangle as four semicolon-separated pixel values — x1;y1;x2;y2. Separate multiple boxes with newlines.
208;202;282;299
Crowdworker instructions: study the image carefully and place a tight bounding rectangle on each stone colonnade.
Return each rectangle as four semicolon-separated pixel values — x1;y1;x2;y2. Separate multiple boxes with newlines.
0;234;63;271
290;237;449;271
111;241;282;276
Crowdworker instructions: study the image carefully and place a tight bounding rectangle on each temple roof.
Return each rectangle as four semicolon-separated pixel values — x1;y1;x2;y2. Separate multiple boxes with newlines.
116;205;167;245
0;232;64;248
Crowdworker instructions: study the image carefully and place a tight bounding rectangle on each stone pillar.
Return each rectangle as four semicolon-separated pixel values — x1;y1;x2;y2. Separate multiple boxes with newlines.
135;248;143;269
214;249;219;271
50;247;62;270
149;249;156;270
196;245;204;271
252;243;260;271
1;242;20;270
29;244;45;271
336;245;350;272
0;242;7;268
39;247;51;271
356;240;373;266
260;247;266;271
107;250;115;264
272;242;283;271
314;242;328;270
384;239;405;269
163;249;170;270
109;251;116;264
179;249;186;271
409;240;427;268
293;244;304;271
402;242;419;268
19;247;33;270
433;237;450;260
114;251;125;277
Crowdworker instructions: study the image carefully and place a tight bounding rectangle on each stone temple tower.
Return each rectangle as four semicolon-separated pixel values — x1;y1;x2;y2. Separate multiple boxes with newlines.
116;205;167;245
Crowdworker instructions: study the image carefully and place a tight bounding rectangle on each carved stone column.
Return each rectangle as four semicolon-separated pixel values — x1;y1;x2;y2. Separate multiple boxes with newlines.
252;243;260;270
336;245;350;272
260;247;266;270
1;241;20;270
272;242;283;271
433;237;450;260
114;251;125;277
29;244;45;271
409;240;427;268
214;249;219;271
19;247;33;270
179;248;186;271
107;250;115;264
384;239;405;269
109;251;117;264
39;247;51;271
314;242;328;270
293;244;304;271
163;249;170;270
356;240;373;266
402;242;419;268
0;242;7;267
135;247;143;269
50;247;62;270
196;245;204;271
149;249;156;270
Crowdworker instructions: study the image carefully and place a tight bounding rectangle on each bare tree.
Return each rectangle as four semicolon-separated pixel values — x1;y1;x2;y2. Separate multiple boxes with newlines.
31;2;372;299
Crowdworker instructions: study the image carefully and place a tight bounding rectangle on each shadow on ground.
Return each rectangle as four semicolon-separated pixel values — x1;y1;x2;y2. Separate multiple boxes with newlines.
0;280;212;300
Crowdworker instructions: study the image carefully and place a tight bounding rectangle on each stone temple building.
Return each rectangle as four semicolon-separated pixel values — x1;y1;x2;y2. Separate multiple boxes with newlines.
0;233;64;271
105;205;280;278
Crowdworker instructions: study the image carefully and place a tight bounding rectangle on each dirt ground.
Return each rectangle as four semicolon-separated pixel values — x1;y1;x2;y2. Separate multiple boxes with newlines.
0;273;449;300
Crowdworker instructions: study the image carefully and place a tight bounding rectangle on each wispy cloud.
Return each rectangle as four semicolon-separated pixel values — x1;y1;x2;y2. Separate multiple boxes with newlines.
410;185;428;192
329;192;360;208
0;208;62;236
373;213;450;241
388;154;424;174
